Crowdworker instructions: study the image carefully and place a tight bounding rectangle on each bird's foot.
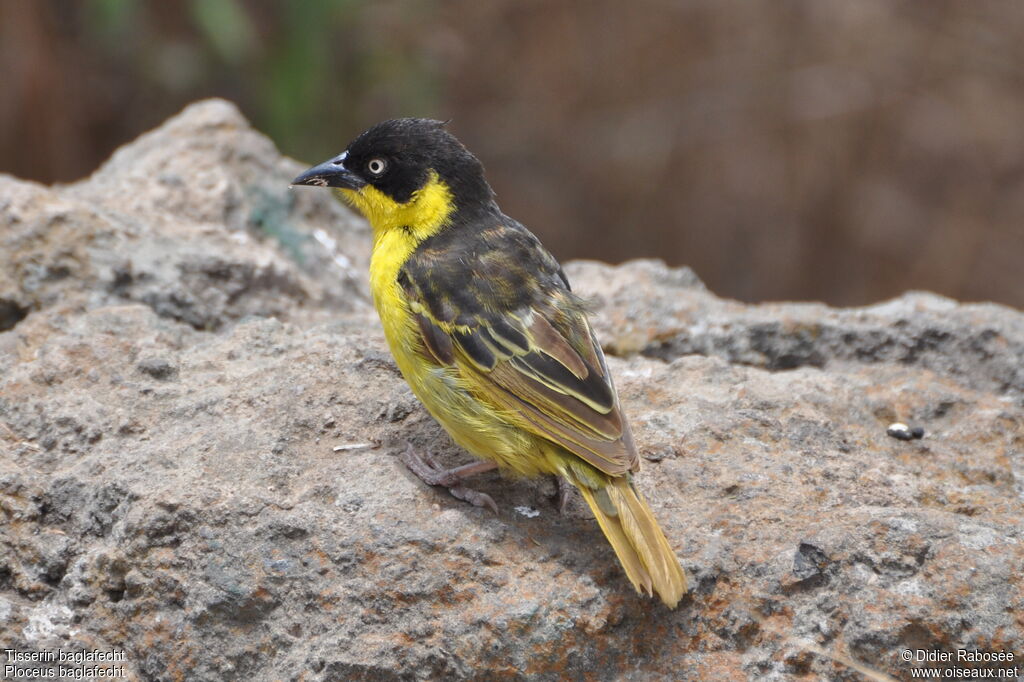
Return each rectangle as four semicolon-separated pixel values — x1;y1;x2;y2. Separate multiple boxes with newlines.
555;476;575;515
401;445;499;513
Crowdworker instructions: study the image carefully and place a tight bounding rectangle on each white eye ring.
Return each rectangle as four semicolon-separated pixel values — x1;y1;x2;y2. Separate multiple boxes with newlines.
367;158;387;176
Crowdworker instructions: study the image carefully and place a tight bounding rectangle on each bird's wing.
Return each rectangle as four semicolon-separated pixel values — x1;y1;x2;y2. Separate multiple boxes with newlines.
399;222;638;476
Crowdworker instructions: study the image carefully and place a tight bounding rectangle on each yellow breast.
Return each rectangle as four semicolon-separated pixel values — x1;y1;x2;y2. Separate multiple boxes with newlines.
344;174;454;379
368;228;421;375
342;178;548;474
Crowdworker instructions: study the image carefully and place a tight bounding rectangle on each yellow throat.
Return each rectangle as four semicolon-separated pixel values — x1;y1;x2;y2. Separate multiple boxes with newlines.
338;172;455;357
337;171;455;244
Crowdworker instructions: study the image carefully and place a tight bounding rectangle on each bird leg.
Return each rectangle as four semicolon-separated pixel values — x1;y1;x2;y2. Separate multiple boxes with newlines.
401;444;499;513
555;476;576;515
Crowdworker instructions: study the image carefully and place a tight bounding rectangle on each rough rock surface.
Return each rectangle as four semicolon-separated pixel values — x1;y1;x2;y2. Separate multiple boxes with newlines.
0;98;372;333
1;100;1022;681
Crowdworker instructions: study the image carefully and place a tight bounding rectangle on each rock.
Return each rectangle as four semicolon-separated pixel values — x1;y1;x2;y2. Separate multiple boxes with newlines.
566;259;1024;398
136;357;177;381
1;100;1021;680
791;541;830;585
0;99;373;332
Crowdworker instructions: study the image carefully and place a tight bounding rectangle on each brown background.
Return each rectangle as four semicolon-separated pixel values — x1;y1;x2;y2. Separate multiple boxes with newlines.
3;0;1022;308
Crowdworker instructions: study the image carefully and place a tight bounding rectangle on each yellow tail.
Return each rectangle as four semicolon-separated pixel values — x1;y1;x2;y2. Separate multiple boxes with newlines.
575;475;688;608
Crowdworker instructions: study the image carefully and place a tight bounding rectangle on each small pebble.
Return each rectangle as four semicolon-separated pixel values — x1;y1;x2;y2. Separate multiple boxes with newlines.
887;423;912;440
137;357;177;380
887;422;924;441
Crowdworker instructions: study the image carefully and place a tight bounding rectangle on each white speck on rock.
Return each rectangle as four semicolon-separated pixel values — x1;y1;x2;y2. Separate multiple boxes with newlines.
313;228;353;270
23;602;74;643
313;228;336;251
894;578;927;597
515;506;540;518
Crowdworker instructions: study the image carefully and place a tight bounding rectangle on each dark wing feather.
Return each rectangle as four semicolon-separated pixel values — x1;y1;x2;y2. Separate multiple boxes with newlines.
401;219;637;476
415;312;454;365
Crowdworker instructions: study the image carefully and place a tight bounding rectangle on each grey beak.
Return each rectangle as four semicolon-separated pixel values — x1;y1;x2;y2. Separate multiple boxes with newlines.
291;154;367;189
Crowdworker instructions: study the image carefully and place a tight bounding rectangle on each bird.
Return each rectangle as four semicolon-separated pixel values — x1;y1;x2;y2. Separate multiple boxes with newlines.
292;118;687;607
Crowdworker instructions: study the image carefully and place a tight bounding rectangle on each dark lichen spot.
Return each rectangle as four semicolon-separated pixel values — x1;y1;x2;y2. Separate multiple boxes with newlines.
137;357;178;380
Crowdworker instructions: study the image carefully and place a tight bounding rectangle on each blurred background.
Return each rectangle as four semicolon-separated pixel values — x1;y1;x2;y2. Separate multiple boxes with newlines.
2;0;1023;308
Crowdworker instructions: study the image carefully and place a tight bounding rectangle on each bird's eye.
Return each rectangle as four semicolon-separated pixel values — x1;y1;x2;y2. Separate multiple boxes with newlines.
367;158;387;176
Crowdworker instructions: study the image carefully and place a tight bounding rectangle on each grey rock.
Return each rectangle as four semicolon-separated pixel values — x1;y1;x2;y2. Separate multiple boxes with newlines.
136;357;177;381
792;542;830;583
0;101;1021;681
566;259;1024;399
0;99;372;332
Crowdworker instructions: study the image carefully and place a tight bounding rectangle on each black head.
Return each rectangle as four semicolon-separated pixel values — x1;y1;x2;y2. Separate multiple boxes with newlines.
292;118;495;209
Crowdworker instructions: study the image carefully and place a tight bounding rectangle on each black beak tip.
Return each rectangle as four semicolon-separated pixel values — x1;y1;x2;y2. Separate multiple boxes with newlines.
290;170;329;188
291;162;334;187
290;157;366;190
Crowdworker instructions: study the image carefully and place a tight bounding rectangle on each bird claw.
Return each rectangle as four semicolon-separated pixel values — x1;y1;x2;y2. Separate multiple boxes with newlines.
401;445;499;514
447;485;499;514
555;476;575;515
401;448;457;486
